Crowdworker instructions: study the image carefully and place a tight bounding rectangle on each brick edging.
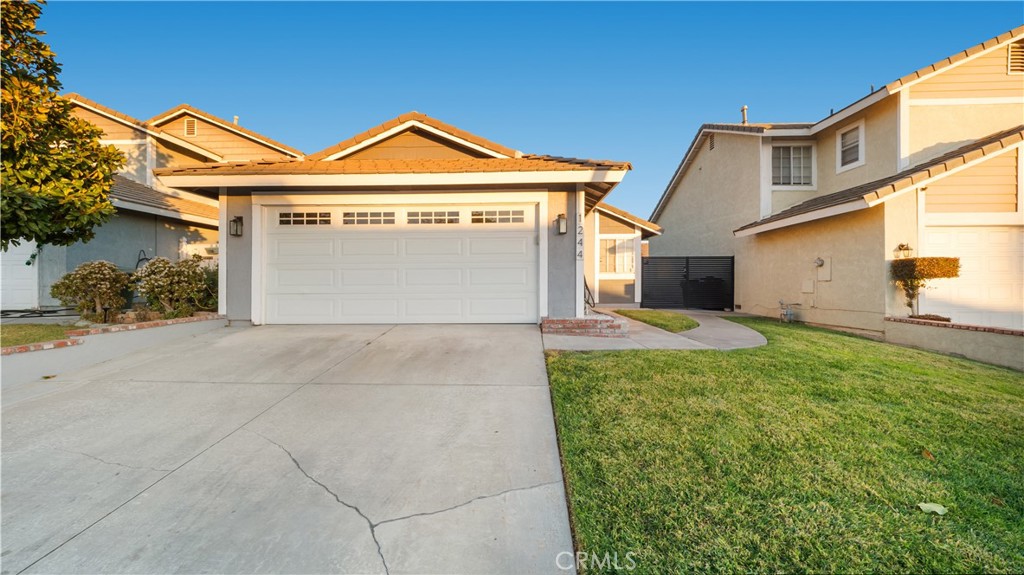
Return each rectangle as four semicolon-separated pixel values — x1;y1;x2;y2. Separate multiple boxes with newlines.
1;338;83;356
64;314;224;336
885;316;1023;337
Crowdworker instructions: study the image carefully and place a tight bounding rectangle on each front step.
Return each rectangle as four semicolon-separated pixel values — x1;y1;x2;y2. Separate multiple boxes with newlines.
540;315;628;338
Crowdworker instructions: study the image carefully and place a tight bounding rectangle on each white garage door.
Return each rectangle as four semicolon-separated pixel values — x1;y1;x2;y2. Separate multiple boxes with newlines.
920;226;1024;330
1;241;39;310
264;205;538;324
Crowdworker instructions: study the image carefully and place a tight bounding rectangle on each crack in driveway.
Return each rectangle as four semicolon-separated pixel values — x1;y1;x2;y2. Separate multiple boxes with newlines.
252;430;564;575
54;448;173;473
251;431;390;575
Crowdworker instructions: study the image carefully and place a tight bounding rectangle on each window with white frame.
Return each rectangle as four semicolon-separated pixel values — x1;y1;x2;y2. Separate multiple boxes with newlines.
600;238;635;274
772;145;814;186
836;120;865;172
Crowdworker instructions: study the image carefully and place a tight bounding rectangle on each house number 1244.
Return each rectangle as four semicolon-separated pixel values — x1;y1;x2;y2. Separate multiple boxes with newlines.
576;223;584;261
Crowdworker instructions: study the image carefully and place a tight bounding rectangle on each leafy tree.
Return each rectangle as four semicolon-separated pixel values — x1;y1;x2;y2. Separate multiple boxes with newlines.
1;0;123;251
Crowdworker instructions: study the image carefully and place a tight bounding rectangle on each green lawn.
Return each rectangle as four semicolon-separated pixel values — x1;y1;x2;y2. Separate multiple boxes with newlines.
0;324;73;347
614;309;699;333
547;318;1024;573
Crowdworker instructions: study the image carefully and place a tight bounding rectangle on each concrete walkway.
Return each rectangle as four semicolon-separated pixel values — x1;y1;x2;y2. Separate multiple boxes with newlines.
543;309;767;351
2;324;573;574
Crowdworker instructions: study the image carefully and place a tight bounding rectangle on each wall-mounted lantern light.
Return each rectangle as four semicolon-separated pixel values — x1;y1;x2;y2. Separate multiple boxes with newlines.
893;243;913;259
556;213;568;235
814;257;825;268
229;216;244;237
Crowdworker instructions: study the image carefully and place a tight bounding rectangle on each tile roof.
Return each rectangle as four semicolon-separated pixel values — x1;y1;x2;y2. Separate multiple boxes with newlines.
734;125;1024;234
147;104;304;157
63;93;151;130
886;25;1024;92
701;122;815;133
153;156;631;177
306;111;520;161
110;175;219;221
596;203;662;236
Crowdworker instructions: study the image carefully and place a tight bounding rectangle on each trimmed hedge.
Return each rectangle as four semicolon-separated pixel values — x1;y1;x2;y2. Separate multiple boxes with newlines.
891;257;960;313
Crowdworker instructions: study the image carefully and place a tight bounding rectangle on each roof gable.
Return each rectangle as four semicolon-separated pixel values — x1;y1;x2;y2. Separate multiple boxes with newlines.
596;203;662;237
148;104;303;158
307;112;520;161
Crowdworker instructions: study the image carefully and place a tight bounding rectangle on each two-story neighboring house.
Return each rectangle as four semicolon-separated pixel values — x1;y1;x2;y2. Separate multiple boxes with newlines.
649;26;1023;368
1;95;302;310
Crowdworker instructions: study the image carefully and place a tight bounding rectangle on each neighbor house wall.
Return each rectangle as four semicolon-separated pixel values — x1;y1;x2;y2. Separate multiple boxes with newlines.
39;212;217;306
882;190;921;318
814;95;899;197
155;114;290;161
650;131;762;256
736;206;888;334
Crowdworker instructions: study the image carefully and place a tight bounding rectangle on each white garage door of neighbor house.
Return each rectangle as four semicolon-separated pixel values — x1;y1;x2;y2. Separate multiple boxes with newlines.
1;241;39;310
920;226;1024;330
264;205;539;324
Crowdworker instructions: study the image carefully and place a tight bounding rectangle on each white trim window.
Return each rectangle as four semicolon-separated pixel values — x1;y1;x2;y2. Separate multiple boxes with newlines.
836;119;865;173
771;144;816;189
600;238;635;276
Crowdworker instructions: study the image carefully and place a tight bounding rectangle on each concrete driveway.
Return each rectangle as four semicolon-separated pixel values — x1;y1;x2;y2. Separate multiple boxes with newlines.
1;325;573;574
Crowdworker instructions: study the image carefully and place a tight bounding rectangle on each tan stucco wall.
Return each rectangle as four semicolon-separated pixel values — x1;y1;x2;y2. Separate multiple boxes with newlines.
153;140;211;169
884;320;1024;371
908;102;1024;165
650;132;762;256
736;206;888;334
815;96;899;196
882;190;920;317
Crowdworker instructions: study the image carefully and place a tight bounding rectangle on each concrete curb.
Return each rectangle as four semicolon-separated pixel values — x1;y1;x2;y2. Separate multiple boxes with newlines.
1;338;83;356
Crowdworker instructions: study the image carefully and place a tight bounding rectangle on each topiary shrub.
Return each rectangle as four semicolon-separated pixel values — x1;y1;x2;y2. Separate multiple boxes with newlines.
891;257;960;314
50;261;131;322
133;255;206;318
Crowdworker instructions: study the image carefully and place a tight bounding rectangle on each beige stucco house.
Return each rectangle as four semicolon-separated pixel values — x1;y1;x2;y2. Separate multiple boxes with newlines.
649;26;1024;369
145;111;637;326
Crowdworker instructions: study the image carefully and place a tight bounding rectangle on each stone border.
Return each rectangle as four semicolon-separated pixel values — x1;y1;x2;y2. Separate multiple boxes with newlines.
2;314;224;355
64;314;222;337
885;316;1023;337
1;338;83;356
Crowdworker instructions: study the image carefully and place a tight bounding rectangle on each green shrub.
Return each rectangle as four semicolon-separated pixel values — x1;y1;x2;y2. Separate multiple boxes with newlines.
891;257;960;313
196;265;218;311
50;261;131;321
134;255;205;318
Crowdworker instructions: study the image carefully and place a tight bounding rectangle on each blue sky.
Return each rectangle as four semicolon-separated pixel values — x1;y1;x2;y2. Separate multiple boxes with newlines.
41;1;1021;217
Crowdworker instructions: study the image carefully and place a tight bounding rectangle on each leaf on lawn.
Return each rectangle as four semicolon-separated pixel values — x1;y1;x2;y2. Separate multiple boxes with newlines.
921;448;935;461
990;497;1005;507
918;502;948;515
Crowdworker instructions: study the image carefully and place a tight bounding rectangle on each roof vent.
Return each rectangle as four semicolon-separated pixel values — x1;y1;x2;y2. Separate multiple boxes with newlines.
1010;40;1024;74
709;133;716;151
183;117;197;137
741;105;748;125
233;115;239;125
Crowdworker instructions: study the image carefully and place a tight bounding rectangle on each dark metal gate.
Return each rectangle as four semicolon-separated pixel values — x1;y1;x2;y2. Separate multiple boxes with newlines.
641;256;734;310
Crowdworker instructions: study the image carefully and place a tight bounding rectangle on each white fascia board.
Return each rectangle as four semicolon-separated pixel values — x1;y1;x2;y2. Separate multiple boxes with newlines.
158;169;627;188
594;206;661;235
810;90;890;134
320;120;511;160
762;128;812;137
151;109;301;158
112;198;218;227
151;176;220;207
151;131;224;162
733;199;869;237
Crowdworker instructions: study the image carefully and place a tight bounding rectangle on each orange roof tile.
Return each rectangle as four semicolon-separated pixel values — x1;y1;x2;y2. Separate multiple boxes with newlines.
147;104;304;157
306;111;520;161
63;93;150;130
153;156;630;177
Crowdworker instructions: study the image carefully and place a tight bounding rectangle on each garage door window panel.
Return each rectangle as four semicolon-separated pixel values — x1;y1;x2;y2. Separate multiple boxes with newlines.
409;211;460;224
280;212;331;226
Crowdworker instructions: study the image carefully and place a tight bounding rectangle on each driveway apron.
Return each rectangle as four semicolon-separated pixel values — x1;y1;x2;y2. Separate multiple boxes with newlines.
1;324;573;574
